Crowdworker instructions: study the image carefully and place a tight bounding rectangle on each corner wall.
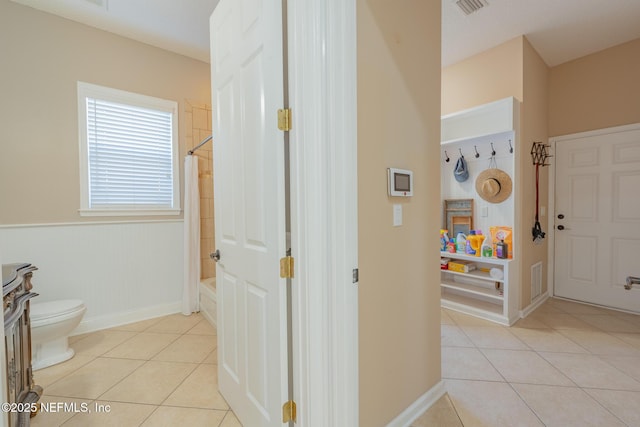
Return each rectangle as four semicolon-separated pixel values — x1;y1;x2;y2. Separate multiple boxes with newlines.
358;1;442;425
442;37;523;116
0;0;211;225
549;38;640;136
0;0;211;330
441;36;551;310
521;38;550;302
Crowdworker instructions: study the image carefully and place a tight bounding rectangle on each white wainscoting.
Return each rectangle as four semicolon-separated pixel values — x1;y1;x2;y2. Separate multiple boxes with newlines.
0;220;184;334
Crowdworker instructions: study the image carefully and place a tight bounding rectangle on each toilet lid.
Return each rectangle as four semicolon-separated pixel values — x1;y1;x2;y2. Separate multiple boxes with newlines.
31;299;85;320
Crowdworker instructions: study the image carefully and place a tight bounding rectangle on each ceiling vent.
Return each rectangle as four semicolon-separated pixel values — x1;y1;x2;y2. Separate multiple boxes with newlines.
83;0;108;8
455;0;488;15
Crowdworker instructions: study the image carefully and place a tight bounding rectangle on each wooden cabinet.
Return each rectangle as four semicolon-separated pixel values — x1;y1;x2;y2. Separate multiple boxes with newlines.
440;252;518;325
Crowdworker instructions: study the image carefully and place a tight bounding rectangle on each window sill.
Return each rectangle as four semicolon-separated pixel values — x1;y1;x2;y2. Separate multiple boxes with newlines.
78;208;182;217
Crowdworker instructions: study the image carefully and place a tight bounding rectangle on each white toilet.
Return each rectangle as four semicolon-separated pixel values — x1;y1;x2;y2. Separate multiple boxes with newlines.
30;299;86;370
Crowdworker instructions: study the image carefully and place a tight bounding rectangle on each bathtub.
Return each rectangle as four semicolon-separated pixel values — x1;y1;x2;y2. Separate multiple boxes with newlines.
199;277;217;327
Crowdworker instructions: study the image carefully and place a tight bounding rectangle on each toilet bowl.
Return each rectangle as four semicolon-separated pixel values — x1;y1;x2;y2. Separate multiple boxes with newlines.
30;299;86;370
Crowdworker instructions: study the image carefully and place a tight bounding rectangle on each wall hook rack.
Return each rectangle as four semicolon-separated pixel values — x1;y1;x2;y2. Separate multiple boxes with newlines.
531;141;552;166
474;145;480;158
508;139;513;154
444;150;450;163
458;148;464;158
490;143;496;156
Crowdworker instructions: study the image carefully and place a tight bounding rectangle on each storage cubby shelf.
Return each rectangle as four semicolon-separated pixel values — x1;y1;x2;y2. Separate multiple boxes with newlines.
441;279;503;302
440;252;517;326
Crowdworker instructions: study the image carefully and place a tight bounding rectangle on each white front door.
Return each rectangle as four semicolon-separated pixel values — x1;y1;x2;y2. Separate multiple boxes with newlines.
554;124;640;313
210;0;288;425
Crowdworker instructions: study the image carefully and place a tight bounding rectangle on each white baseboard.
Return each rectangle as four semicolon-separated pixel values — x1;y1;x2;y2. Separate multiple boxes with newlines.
386;381;446;427
199;279;217;328
519;291;550;318
72;301;182;335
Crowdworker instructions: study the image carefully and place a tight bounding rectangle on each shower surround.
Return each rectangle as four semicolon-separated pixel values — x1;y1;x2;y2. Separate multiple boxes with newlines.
184;101;215;280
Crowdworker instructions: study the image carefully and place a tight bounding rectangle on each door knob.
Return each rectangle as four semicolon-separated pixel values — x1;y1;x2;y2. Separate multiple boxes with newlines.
210;249;221;262
557;225;565;230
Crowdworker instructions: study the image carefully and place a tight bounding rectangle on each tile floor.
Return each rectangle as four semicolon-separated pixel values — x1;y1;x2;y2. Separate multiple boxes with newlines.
30;297;640;426
31;313;240;427
413;297;640;427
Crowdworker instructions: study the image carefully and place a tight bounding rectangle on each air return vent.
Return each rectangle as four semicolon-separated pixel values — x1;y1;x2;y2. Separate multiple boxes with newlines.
456;0;488;15
83;0;107;7
531;262;543;301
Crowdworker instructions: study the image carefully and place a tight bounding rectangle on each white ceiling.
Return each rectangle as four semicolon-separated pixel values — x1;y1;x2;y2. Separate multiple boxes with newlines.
11;0;640;67
443;0;640;67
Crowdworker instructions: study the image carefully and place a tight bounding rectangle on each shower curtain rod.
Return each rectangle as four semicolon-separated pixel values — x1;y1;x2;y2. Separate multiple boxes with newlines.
188;135;213;155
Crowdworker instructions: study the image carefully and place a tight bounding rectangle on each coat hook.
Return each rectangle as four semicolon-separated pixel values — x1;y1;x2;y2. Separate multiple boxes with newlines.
508;139;513;154
459;148;464;158
474;145;480;158
490;143;496;156
444;150;450;163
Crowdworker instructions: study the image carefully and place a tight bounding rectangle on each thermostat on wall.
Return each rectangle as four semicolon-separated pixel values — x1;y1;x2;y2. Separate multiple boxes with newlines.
387;168;413;197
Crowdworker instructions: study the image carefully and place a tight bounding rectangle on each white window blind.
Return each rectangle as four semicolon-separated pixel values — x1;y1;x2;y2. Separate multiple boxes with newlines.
78;82;180;216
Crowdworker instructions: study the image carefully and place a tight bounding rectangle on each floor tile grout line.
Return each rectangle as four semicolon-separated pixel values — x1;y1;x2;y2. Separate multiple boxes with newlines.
33;354;99;390
553;328;640;356
31;312;223;427
580;387;633;427
477;347;578;388
504;380;548;427
442;302;640;426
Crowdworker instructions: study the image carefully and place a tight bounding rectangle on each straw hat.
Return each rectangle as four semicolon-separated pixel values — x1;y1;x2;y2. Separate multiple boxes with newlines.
475;168;512;203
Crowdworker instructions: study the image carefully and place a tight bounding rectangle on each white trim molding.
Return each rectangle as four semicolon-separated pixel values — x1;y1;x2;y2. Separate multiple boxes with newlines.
287;0;358;425
74;301;181;335
519;291;550;318
386;381;447;427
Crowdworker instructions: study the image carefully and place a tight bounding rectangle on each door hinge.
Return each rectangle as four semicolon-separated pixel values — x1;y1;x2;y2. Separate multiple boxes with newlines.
282;400;297;423
278;108;292;131
280;256;295;279
353;268;359;283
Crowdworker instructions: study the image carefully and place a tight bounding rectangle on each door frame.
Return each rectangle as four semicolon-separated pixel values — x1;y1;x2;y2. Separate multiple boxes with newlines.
547;122;640;302
0;251;6;427
288;0;358;426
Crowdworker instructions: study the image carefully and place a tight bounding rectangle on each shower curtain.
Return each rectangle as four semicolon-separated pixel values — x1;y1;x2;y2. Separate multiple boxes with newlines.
182;155;200;315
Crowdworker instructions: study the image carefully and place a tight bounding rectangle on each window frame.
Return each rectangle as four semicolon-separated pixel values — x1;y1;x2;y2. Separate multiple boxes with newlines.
77;82;181;217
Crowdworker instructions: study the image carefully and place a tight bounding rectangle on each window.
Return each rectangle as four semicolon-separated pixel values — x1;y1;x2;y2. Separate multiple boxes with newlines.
78;82;180;216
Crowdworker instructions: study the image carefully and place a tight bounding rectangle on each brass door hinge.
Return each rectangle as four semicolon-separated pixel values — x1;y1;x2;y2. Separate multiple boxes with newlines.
278;108;292;131
282;400;297;423
280;256;294;279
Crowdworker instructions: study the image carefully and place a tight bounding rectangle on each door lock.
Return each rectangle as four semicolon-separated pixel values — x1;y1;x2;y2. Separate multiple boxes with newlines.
557;225;565;230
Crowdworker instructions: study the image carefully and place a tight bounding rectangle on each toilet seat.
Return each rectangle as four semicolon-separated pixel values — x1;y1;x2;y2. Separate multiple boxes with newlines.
31;299;85;321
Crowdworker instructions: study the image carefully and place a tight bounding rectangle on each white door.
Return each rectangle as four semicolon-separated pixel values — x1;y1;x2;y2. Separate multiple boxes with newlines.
554;125;640;313
210;0;288;425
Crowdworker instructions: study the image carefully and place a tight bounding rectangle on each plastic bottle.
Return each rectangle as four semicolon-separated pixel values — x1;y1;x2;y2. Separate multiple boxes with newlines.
440;230;449;251
467;230;484;257
465;230;477;255
447;238;456;253
456;232;467;254
481;234;493;257
496;239;509;259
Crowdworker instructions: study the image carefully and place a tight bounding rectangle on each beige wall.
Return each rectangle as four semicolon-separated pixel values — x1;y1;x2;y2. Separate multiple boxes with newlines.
442;37;523;116
442;36;551;309
0;0;211;225
521;38;550;303
549;38;640;137
358;0;441;425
